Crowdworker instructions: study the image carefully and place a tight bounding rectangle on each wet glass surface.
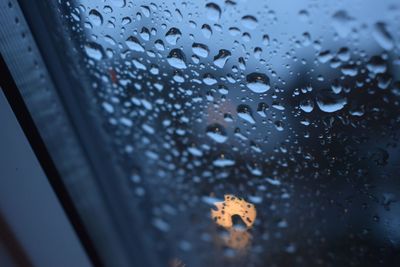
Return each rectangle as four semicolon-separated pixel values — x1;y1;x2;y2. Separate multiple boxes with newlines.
57;0;400;266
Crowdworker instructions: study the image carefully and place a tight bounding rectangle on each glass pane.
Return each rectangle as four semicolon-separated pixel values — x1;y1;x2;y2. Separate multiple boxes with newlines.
24;0;400;266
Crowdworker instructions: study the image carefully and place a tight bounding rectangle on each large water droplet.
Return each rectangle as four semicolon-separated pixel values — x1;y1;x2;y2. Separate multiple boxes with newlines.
192;43;209;58
213;49;231;68
299;99;314;113
241;15;258;29
167;49;187;69
165;27;182;45
205;3;221;21
88;9;103;26
246;73;270;93
316;90;347;113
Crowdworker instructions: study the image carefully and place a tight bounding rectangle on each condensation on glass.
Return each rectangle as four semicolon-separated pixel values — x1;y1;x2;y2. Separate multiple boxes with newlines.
59;0;400;266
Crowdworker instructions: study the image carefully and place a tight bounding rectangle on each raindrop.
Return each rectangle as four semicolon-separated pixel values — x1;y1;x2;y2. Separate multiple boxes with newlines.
126;36;145;52
237;105;256;124
88;9;103;26
167;49;187;69
121;17;131;25
84;42;104;60
205;3;221;21
206;124;228;143
262;34;270;46
110;0;126;7
140;27;150;41
332;10;353;38
154;39;165;51
316;90;347;113
192;43;209;58
165;27;182;45
201;24;213;38
213;49;231;68
299;99;314;113
246;73;270;93
241;15;258;29
372;22;394;51
203;73;217;85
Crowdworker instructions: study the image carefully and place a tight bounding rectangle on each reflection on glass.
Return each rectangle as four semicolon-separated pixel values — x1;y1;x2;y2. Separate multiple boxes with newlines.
211;195;256;253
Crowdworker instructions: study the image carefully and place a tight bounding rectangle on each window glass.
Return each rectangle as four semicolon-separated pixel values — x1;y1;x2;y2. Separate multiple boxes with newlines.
58;1;400;266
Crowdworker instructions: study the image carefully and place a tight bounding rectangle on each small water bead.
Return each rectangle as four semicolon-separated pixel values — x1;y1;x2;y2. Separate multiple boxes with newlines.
213;156;235;167
246;73;270;93
121;17;131;25
206;124;228;143
237;105;256;124
262;34;270;46
140;27;150;41
165;27;182;45
298;10;309;22
167;49;187;69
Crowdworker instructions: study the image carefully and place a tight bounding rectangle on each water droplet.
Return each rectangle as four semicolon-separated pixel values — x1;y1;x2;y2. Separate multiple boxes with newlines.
165;27;182;45
84;42;104;60
205;3;221;21
372;22;394;51
192;43;209;58
298;10;309;22
206;124;228;143
241;15;258;29
213;49;231;68
202;73;217;85
140;27;150;41
299;99;314;113
201;24;213;38
126;36;145;52
121;16;131;25
316;90;347;113
88;9;103;26
110;0;126;7
237;105;256;124
167;49;187;69
274;121;284;131
332;10;353;38
262;34;270;46
367;56;386;74
246;73;270;93
154;39;165;51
